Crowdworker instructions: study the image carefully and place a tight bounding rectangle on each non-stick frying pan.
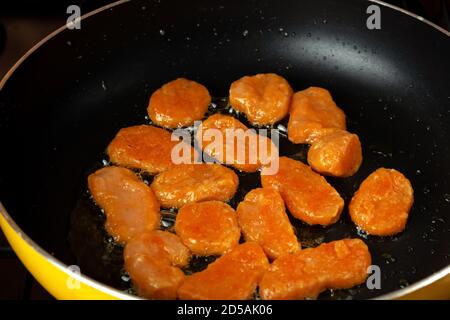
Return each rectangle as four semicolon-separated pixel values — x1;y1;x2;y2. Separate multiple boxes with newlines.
0;0;449;300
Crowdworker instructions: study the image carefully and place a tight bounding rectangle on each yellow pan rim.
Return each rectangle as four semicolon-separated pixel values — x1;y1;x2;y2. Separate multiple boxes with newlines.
0;0;449;300
0;201;138;300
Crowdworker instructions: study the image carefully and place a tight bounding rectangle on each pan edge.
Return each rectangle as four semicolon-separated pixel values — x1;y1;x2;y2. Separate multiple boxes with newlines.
0;0;449;300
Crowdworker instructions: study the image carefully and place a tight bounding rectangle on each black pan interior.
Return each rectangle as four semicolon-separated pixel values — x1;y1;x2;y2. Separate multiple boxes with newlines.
0;0;449;299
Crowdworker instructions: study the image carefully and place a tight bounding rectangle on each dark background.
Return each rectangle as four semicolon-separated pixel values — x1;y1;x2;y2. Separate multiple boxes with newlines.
0;0;449;300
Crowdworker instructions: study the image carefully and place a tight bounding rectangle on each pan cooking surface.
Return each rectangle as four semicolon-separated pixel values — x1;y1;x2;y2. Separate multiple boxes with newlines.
0;0;449;299
69;95;444;300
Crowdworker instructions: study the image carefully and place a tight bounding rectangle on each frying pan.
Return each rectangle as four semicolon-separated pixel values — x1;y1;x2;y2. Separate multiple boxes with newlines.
0;0;449;300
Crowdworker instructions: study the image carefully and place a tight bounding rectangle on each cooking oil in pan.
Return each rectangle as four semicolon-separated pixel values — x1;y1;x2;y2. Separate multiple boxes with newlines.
67;97;388;300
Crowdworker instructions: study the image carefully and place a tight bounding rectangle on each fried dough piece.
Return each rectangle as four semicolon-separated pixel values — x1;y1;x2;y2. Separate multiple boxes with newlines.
287;87;346;144
88;166;160;244
151;163;238;208
148;78;211;128
178;242;269;300
197;114;277;172
175;201;241;256
236;188;299;259
349;168;414;236
261;157;344;226
107;125;197;174
260;239;371;300
229;73;293;126
307;130;362;177
124;231;191;299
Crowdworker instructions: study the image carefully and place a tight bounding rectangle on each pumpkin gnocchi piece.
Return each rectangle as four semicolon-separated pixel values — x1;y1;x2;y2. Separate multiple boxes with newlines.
259;239;371;300
307;130;362;177
287;87;346;144
147;78;211;128
229;73;293;126
236;188;299;260
349;168;414;236
177;242;269;300
175;201;241;256
124;231;191;300
88;166;160;244
197;114;277;172
150;163;238;208
261;157;344;226
107;125;197;175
